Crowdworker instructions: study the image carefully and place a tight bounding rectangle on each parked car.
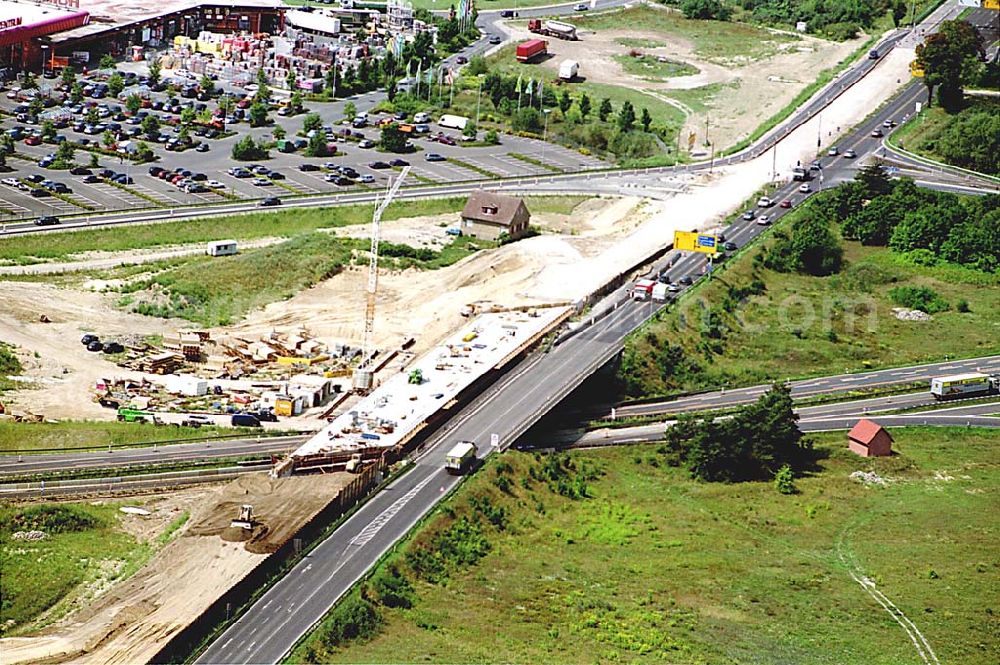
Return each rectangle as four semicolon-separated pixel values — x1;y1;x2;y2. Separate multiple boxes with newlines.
299;163;320;171
83;174;101;183
358;139;375;149
333;176;353;186
81;333;98;345
69;166;92;175
359;174;375;183
369;161;390;169
102;341;125;354
196;142;210;152
389;158;410;167
252;177;271;186
425;152;445;162
86;340;104;352
231;413;262;428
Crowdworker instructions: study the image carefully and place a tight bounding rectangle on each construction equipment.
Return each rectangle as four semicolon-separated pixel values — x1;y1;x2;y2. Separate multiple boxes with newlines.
231;504;255;530
353;166;411;393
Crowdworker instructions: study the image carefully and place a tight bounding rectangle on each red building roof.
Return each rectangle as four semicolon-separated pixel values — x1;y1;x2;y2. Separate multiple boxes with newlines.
848;419;887;445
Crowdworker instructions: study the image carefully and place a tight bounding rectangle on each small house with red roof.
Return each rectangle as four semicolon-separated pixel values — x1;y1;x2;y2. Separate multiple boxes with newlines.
847;419;893;457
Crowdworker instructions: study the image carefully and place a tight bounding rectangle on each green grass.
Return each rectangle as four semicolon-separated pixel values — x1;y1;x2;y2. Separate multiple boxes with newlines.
612;53;699;82
568;6;798;65
0;420;230;453
0;196;586;266
664;81;741;114
292;428;999;664
888;99;1000;177
0;502;156;635
619;194;1000;398
616;37;667;49
0;341;23;394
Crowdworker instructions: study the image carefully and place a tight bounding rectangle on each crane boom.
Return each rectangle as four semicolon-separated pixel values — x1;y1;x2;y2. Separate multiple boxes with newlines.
362;166;410;365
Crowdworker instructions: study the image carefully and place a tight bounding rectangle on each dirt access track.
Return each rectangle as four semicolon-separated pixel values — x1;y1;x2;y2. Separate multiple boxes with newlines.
0;472;351;665
503;4;862;149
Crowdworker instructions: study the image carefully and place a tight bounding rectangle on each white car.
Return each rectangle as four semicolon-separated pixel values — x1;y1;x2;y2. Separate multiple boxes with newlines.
798;183;812;193
1;177;19;186
756;214;771;225
206;179;224;188
757;196;773;208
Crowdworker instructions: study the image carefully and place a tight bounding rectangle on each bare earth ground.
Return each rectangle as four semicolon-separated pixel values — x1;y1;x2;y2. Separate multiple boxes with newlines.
0;472;351;665
503;19;861;149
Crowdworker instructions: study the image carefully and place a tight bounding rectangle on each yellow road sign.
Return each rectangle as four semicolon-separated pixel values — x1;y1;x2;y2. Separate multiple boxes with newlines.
687;132;697;150
674;231;719;254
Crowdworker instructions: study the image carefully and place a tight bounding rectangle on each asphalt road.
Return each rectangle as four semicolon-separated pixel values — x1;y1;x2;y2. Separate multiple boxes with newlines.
566;396;1000;448
0;435;306;476
612;356;1000;418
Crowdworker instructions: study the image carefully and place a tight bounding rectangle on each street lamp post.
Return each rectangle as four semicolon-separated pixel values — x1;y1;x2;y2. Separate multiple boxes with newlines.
541;108;551;164
40;45;49;76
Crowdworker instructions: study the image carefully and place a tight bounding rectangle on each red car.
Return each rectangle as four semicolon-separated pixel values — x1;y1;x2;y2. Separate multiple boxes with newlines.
780;199;793;209
24;135;42;146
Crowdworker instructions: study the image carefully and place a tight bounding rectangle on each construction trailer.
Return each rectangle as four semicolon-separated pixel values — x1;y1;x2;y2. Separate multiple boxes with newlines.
206;240;238;257
528;19;578;40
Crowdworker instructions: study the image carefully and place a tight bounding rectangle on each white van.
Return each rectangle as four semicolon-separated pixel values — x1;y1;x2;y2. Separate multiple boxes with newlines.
413;111;431;124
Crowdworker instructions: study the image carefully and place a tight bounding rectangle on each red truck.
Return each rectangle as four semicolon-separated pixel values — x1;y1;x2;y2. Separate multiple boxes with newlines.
516;39;548;63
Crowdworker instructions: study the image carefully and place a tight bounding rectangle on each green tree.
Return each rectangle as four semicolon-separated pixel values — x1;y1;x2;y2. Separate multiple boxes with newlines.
306;129;328;157
0;133;13;156
617;100;636;132
915;20;985;109
324;67;338;98
891;0;908;27
231;135;268;160
60;65;76;89
765;218;844;276
462;121;477;139
217;94;234;118
640;107;652;132
40;120;56;140
774;465;796;495
180;107;196;126
85;107;99;125
102;129;116;148
380;124;408;152
302;113;323;133
99;54;116;70
286;69;298;91
290;90;304;113
140;114;160;138
466;55;488;76
681;0;731;20
578;93;591;119
598;97;613;122
344;101;357;121
148;60;162;86
55;140;75;166
21;71;37;90
70;82;84;103
89;152;100;168
200;75;216;97
484;129;500;145
558;89;572;114
272;125;286;141
933;103;1000;175
125;93;142;115
249;102;269;127
107;72;124;97
134;141;154;162
511;107;543;133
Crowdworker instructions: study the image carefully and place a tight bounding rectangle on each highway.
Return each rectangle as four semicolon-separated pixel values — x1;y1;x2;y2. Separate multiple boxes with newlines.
562;396;1000;449
609;356;1000;419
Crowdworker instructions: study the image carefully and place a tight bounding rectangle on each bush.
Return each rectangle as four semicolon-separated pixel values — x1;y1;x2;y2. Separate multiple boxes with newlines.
888;285;950;314
322;595;383;648
956;298;970;313
764;217;843;276
4;505;98;534
681;0;732;20
774;465;797;494
231;135;269;161
368;565;414;609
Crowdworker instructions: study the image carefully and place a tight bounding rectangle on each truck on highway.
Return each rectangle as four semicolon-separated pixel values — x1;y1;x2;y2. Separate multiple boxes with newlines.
930;373;1000;400
528;19;578;41
558;59;579;81
632;279;656;301
444;440;478;474
652;282;669;303
516;39;548;63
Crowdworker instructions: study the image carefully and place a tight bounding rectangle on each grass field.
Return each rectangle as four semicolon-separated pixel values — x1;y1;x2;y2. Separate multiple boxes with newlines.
0;196;587;266
618;196;1000;398
0;502;154;635
611;54;699;82
292;427;999;664
616;37;667;49
889;99;1000;176
485;45;686;130
0;420;227;453
568;6;798;64
0;342;22;394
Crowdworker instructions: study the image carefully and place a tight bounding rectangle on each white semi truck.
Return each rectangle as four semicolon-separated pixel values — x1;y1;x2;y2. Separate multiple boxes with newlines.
930;373;1000;400
444;440;478;474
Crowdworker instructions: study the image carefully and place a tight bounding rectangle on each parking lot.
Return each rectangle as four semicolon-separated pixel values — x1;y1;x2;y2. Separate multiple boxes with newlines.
0;68;606;222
